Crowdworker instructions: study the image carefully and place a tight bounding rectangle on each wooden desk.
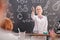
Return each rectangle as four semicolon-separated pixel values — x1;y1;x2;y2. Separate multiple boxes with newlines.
26;33;60;40
26;33;60;37
26;33;49;36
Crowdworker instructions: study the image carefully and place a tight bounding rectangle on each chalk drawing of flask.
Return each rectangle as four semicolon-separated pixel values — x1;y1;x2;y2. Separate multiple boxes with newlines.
17;5;23;12
23;5;28;12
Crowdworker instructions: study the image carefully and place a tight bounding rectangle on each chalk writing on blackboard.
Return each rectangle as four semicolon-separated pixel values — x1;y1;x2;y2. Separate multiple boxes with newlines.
17;0;27;4
17;13;23;20
17;5;23;12
31;0;45;3
22;5;28;12
43;0;50;10
52;0;60;11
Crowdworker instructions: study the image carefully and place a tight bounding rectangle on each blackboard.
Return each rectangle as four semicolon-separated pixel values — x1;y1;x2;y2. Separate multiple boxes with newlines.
7;0;60;33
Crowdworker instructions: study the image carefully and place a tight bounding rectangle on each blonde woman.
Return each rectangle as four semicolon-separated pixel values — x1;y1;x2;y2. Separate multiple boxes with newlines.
31;5;48;40
31;5;56;40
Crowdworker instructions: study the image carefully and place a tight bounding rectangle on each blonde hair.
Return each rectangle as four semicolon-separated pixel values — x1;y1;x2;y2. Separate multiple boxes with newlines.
36;5;42;10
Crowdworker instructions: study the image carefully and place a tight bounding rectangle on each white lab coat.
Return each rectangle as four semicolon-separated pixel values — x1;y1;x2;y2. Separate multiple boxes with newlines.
31;14;48;40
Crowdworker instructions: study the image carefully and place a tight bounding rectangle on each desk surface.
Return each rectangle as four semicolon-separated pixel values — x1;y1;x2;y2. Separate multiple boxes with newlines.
26;33;60;37
26;33;49;36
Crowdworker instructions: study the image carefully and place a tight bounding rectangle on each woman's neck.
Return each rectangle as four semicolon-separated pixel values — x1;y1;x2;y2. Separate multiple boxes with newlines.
38;14;43;19
38;14;42;17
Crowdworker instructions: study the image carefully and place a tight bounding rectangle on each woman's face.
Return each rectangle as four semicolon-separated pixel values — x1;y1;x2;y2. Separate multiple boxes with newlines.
36;6;43;15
